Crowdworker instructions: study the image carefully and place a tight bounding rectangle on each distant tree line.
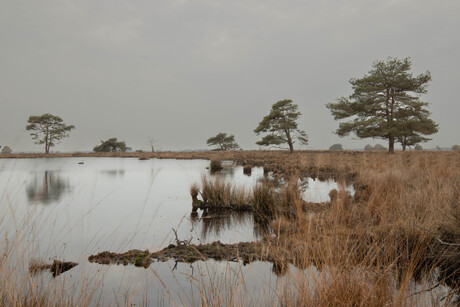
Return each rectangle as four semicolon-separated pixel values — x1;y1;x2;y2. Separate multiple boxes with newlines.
24;57;447;154
364;144;386;151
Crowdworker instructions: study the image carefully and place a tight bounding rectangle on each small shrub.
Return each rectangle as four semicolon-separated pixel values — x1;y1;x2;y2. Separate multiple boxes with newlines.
373;144;386;151
1;146;12;154
329;143;343;151
364;144;373;151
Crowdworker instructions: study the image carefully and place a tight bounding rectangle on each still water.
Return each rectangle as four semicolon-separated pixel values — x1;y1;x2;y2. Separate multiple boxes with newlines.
0;157;354;305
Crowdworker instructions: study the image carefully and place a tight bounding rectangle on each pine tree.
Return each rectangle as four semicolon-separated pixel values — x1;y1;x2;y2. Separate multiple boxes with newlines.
254;99;308;153
326;57;438;153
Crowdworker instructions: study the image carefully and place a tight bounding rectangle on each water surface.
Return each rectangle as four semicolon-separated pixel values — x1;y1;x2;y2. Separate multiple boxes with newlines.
0;157;361;305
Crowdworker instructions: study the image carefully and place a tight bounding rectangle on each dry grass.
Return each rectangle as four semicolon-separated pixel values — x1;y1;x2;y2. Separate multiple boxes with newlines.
200;175;251;210
194;174;305;216
190;150;460;304
270;151;459;305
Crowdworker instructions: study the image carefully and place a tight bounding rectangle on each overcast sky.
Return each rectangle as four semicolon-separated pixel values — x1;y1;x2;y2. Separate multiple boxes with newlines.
1;0;459;152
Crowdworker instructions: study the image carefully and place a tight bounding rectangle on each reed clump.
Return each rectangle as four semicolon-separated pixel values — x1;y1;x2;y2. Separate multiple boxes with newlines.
191;175;304;216
200;176;251;210
209;159;223;173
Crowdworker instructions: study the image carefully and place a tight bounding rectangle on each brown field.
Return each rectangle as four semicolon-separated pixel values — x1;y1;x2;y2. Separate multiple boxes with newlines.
1;150;459;306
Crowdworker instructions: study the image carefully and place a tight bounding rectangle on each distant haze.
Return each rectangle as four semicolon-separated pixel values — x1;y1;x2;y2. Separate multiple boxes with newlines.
1;0;459;152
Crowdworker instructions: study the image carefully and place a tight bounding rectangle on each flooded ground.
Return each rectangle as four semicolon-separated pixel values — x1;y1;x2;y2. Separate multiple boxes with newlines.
0;157;367;305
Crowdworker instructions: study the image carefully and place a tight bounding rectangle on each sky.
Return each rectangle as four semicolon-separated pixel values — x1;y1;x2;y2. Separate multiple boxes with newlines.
1;0;459;152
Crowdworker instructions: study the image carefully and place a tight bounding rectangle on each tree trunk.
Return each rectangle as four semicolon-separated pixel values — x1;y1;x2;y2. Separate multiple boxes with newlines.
285;129;294;153
45;126;50;154
288;141;294;153
388;135;395;154
401;136;407;151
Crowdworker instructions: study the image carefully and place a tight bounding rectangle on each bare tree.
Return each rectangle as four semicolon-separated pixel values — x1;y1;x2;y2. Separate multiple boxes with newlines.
148;137;156;153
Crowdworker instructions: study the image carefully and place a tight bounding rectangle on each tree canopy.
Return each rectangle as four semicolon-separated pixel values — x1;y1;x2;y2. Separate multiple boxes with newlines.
26;113;75;154
326;57;438;153
206;133;239;150
93;138;131;152
254;99;308;153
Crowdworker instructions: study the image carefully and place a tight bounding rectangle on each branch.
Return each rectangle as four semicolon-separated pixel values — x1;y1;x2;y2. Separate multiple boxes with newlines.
415;224;460;247
171;228;192;246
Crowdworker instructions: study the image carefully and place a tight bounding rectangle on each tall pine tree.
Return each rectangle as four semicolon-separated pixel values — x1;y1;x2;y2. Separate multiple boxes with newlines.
326;57;438;153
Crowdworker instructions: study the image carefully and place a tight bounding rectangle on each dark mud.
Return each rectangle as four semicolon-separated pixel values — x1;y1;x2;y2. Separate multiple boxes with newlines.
192;200;253;213
29;260;78;277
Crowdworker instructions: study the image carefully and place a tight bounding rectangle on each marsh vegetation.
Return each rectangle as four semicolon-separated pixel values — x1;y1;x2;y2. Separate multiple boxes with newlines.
0;150;459;306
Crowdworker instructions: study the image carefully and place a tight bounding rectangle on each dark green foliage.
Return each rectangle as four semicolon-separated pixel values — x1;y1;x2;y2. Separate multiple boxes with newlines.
254;99;308;153
329;143;343;151
26;113;75;154
206;133;239;150
93;138;131;152
396;116;437;151
327;57;438;153
452;145;460;151
414;144;423;150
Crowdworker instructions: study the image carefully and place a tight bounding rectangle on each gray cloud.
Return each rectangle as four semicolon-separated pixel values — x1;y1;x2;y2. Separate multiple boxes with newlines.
1;0;459;151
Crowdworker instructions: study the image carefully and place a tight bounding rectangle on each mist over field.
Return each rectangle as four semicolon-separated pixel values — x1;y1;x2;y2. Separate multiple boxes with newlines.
1;0;459;152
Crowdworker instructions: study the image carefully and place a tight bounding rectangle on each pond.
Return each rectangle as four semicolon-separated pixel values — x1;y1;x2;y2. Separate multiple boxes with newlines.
0;157;362;305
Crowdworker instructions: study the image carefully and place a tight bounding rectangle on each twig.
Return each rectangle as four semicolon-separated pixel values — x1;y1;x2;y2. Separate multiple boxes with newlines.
172;228;192;246
406;283;440;298
415;224;460;247
436;237;460;247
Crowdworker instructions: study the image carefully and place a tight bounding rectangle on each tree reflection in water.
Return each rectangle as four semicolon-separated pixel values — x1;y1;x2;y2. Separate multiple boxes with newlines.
100;169;125;177
26;171;71;205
